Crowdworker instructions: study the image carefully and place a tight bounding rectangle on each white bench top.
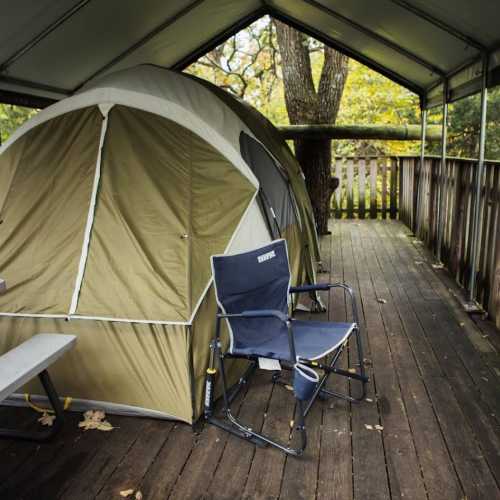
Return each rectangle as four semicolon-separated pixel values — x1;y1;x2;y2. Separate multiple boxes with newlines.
0;334;76;403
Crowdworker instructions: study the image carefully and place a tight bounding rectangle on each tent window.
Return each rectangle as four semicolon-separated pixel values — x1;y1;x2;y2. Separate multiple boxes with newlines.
239;132;297;238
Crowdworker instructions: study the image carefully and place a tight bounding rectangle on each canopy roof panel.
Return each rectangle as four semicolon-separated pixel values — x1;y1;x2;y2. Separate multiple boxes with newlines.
0;0;499;109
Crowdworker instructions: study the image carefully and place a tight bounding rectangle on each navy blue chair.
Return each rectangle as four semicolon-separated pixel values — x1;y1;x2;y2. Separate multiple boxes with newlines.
204;239;368;456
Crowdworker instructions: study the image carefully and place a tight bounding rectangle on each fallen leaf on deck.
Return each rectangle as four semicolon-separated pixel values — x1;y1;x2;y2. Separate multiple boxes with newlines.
459;322;465;327
364;424;373;430
79;410;114;431
119;489;134;498
348;368;356;373
284;384;294;391
365;398;373;403
414;260;424;265
431;263;444;269
38;412;56;427
374;424;384;431
135;492;143;500
377;298;387;304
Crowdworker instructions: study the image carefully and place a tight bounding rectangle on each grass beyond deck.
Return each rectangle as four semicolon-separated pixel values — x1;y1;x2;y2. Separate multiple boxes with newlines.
1;219;499;500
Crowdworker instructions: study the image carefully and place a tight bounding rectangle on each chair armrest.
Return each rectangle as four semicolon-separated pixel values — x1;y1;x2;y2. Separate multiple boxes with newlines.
290;282;360;327
290;282;355;295
289;283;330;293
217;309;289;323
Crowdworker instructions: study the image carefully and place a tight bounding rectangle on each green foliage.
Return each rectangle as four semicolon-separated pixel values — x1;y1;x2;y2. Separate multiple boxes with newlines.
185;21;424;157
334;60;420;156
0;104;37;144
426;87;500;160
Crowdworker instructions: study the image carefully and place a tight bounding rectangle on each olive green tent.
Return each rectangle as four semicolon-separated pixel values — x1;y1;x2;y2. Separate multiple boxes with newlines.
0;65;319;422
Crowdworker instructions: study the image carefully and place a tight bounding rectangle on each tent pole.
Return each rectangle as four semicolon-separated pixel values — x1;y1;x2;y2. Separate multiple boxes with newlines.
435;82;448;263
415;103;427;236
467;54;489;304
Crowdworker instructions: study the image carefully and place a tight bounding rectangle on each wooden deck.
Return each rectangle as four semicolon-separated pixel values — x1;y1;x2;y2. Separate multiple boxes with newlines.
1;220;499;500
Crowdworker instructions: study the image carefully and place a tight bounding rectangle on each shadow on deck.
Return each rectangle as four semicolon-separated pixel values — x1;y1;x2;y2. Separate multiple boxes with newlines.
1;220;499;500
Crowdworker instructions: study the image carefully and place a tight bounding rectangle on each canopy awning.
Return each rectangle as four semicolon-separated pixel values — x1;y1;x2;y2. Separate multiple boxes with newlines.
1;0;499;109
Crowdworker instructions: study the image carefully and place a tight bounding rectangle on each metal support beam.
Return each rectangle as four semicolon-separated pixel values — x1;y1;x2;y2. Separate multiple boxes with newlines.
388;0;486;52
435;82;448;263
75;0;208;91
468;54;489;304
0;0;92;72
269;8;424;97
301;0;445;77
415;106;427;236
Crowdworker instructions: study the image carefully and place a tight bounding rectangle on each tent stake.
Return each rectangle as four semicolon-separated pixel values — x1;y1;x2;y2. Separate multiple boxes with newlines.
467;54;489;306
435;82;448;263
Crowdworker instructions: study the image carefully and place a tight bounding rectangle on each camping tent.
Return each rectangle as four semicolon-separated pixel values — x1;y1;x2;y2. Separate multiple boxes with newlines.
0;65;319;423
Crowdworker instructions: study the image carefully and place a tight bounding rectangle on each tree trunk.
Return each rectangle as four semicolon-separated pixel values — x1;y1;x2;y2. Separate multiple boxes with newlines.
295;139;335;233
275;21;348;234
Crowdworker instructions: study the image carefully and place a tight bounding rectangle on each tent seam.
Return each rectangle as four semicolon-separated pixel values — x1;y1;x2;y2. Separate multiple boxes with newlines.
68;108;110;315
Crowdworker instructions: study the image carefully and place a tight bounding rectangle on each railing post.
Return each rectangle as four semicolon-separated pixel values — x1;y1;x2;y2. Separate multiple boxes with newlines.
415;106;427;236
370;158;378;219
435;81;448;263
358;157;366;219
389;157;398;219
467;53;489;305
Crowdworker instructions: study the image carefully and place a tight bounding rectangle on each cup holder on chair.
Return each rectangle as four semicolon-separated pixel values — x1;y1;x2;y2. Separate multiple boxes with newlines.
293;363;319;401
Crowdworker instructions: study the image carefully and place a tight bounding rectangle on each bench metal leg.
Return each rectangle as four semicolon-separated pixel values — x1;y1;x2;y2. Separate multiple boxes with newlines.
0;369;65;442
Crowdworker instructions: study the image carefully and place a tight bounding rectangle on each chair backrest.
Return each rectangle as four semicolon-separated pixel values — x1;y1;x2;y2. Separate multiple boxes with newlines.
211;240;291;353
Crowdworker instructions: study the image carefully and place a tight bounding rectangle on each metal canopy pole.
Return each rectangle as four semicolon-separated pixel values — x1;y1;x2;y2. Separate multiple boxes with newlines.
467;54;489;305
415;104;427;236
435;82;448;263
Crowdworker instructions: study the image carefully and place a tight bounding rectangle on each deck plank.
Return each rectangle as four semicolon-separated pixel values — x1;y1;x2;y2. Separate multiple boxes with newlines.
206;370;275;500
365;220;463;500
340;221;392;500
316;223;354;500
377;220;500;498
1;219;499;500
350;221;427;500
95;419;174;499
242;381;295;500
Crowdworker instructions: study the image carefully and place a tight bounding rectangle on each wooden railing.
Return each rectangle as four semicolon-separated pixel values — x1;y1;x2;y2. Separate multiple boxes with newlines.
399;155;500;328
331;156;399;219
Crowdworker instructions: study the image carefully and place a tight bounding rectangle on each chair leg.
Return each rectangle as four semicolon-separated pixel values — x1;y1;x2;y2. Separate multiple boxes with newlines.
303;328;368;416
0;370;65;442
205;342;307;456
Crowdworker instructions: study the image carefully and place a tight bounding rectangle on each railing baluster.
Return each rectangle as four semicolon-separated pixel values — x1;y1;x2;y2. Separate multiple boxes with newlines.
346;158;354;218
335;157;342;219
359;157;366;219
370;158;378;219
381;159;388;220
390;157;398;219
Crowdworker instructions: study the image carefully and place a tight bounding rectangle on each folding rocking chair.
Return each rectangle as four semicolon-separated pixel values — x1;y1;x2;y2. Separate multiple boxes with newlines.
204;239;368;456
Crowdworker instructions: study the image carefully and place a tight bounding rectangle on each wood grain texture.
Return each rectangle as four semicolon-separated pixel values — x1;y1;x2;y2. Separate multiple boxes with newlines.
0;219;498;500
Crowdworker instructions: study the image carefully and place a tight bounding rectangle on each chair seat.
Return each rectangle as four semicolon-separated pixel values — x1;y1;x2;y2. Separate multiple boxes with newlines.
231;320;355;361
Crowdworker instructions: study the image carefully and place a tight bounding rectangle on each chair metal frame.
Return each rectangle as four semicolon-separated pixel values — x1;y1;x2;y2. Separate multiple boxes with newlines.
204;281;368;456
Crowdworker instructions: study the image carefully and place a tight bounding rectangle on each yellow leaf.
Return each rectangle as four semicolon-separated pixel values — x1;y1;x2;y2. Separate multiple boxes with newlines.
38;412;56;427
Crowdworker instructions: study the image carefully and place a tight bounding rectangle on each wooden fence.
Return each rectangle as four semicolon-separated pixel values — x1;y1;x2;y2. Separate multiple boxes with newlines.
399;155;500;328
331;156;398;219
